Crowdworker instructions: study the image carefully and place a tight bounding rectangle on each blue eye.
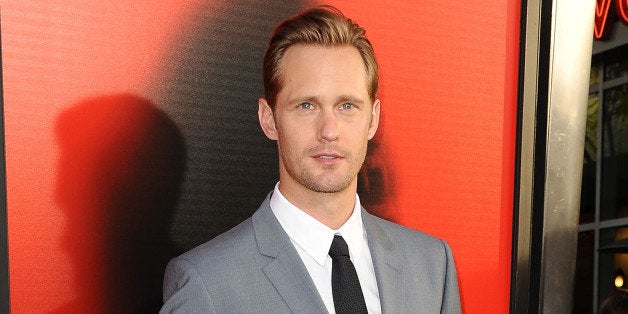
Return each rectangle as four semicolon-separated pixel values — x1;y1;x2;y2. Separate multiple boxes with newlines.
340;103;354;110
299;102;313;110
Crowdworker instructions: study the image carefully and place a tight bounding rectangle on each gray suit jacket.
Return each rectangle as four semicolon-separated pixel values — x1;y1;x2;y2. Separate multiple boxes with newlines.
161;194;461;313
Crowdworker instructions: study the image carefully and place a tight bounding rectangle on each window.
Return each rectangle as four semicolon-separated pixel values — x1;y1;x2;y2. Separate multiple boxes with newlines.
575;44;628;313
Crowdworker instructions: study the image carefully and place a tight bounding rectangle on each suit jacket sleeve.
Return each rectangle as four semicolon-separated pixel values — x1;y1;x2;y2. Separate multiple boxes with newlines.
441;239;462;314
160;257;217;314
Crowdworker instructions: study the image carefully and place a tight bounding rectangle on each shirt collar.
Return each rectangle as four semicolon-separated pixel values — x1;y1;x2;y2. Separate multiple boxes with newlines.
270;183;365;266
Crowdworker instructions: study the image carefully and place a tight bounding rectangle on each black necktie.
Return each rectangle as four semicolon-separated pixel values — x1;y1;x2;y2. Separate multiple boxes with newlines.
328;235;368;314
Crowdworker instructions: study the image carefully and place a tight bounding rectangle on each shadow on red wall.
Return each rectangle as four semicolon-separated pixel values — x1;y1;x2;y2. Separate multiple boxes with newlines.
358;109;397;221
53;94;186;313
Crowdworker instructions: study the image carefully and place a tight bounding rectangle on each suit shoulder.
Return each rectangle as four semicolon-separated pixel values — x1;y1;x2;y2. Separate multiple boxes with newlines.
365;212;451;253
174;217;256;266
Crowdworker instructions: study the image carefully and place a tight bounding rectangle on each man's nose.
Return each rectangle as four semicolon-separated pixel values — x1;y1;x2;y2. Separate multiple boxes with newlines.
317;109;340;142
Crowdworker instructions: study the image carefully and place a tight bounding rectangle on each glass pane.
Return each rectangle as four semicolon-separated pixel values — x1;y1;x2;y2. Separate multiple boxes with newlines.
604;57;628;81
573;231;594;313
601;83;628;220
591;63;600;86
599;227;628;310
581;93;599;223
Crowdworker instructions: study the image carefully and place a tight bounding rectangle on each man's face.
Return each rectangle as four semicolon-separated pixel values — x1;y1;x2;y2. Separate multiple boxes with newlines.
258;44;380;195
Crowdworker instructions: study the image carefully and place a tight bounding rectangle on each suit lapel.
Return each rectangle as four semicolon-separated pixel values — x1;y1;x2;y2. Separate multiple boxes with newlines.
252;195;327;313
362;209;404;314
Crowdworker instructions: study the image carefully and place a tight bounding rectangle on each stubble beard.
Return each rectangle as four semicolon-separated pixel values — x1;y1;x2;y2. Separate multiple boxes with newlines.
281;144;367;194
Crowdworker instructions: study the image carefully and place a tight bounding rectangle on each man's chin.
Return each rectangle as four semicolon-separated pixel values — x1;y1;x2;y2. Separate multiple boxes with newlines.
301;177;354;194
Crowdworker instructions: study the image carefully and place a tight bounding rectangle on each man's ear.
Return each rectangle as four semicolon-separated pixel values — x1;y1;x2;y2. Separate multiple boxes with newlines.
367;99;381;140
258;98;278;140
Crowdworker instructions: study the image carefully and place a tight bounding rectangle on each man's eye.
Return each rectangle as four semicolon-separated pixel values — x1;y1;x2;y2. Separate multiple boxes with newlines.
340;103;354;110
299;102;313;110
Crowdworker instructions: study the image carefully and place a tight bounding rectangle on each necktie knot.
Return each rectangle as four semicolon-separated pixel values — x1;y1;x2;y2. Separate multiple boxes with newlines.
329;235;350;258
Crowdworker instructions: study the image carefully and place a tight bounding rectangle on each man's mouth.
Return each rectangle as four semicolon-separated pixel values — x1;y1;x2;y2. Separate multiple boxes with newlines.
307;146;348;163
314;152;342;158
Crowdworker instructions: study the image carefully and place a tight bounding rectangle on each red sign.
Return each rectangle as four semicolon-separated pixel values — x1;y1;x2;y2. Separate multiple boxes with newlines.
595;0;628;39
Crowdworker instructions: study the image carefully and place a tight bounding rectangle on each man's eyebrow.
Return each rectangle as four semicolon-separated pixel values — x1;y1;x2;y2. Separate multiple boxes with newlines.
287;96;319;105
287;95;366;105
289;96;320;104
336;95;366;104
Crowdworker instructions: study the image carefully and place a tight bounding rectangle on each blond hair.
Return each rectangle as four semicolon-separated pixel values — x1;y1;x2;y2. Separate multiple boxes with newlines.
263;5;378;108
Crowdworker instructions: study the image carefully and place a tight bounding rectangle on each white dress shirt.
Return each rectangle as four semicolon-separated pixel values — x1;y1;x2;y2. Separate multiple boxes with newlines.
270;183;381;314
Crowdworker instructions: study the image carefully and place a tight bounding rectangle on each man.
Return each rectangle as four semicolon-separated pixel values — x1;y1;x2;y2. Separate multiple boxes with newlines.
161;6;461;313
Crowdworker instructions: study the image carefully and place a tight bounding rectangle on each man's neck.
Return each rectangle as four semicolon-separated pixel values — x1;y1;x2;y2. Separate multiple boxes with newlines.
278;180;357;230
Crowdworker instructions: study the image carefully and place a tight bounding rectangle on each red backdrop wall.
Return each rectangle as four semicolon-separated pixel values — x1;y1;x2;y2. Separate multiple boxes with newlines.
1;1;519;313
